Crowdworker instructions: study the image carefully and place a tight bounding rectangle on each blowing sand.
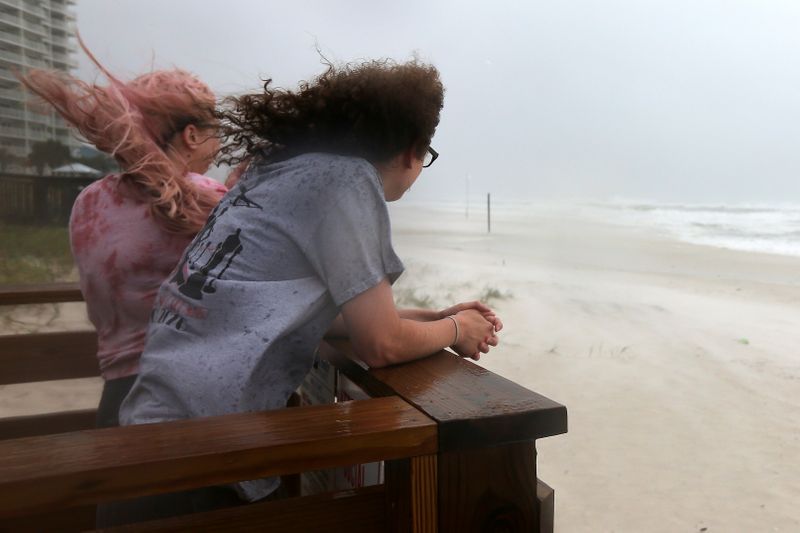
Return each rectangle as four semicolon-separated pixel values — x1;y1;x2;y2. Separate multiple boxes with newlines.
2;203;798;532
388;203;800;532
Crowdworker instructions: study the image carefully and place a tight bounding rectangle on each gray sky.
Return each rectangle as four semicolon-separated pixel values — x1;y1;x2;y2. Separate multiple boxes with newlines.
76;0;800;204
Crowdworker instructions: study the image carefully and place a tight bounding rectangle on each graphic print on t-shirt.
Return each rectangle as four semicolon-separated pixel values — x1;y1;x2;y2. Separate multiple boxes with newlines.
170;184;264;301
231;184;263;210
178;228;243;300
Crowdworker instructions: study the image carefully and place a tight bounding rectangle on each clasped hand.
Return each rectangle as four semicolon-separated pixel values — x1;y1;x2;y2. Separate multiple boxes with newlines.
438;301;503;361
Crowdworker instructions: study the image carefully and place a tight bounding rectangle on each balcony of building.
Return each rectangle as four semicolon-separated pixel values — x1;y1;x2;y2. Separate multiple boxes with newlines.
51;52;75;69
0;66;16;81
45;35;77;59
0;30;48;54
0;48;21;65
21;19;48;38
0;124;27;138
0;86;23;102
0;104;24;120
0;0;21;13
36;113;56;125
23;111;55;126
47;24;68;36
0;49;49;69
46;2;75;20
0;25;20;43
27;129;47;141
0;0;46;19
0;10;20;29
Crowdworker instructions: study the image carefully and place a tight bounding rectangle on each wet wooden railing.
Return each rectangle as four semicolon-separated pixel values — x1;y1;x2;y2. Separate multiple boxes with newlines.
0;283;567;532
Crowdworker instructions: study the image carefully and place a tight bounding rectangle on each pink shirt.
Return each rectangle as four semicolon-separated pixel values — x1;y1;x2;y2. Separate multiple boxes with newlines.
70;173;227;380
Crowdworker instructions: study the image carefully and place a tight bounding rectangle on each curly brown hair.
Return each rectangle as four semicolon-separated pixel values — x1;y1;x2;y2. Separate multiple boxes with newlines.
218;59;444;165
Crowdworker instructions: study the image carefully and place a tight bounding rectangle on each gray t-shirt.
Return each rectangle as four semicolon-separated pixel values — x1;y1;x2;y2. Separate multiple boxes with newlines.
119;152;404;500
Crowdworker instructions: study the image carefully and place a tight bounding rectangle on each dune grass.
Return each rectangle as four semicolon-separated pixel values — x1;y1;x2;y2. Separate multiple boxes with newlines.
477;285;513;305
0;224;75;284
394;287;436;309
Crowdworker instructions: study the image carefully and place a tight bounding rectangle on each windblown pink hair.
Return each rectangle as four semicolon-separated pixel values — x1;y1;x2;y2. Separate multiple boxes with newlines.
18;37;220;234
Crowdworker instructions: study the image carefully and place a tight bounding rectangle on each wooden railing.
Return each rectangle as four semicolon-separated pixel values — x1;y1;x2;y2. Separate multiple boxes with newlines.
0;284;568;532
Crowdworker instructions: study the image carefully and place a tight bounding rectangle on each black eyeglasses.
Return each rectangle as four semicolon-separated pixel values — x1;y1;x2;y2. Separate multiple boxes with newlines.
423;146;439;168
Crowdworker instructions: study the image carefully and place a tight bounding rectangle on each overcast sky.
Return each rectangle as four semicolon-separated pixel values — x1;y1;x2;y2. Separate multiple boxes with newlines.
75;0;800;204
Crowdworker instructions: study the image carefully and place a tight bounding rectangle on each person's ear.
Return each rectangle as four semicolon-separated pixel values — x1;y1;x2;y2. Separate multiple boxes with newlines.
181;124;200;151
401;145;418;169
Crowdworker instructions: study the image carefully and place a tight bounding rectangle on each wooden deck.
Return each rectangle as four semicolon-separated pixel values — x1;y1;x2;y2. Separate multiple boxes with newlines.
0;283;568;532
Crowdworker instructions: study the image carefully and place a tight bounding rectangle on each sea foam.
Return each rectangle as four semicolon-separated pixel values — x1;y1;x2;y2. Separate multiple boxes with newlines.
589;201;800;257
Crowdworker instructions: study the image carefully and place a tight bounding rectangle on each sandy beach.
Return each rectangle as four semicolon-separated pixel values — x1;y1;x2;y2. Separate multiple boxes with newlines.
388;203;800;532
0;300;100;418
2;203;798;532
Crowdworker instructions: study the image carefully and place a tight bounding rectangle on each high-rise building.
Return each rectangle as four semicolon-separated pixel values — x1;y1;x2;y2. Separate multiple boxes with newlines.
0;0;78;172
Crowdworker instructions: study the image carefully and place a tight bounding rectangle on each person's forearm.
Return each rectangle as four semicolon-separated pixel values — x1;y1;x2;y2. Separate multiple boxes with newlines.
364;316;457;367
398;308;441;322
330;308;438;339
341;280;493;368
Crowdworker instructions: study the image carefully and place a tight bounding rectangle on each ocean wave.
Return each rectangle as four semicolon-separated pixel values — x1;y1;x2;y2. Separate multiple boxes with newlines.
588;201;800;257
592;202;800;215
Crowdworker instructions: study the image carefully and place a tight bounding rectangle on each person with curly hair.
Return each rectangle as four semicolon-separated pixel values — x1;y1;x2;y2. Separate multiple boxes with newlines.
18;38;229;430
115;58;502;523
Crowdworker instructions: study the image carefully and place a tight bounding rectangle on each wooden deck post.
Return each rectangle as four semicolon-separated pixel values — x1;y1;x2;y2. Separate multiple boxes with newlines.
323;339;568;533
438;441;538;531
385;454;438;532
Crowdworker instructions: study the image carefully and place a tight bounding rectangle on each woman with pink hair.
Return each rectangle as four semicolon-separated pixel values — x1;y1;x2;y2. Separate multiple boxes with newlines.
18;41;229;428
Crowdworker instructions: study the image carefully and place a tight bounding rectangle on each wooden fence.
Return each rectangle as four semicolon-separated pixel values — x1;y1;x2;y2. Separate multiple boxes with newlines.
0;173;96;225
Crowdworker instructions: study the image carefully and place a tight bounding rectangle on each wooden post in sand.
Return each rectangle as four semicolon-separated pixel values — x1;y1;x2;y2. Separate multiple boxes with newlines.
487;193;491;233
